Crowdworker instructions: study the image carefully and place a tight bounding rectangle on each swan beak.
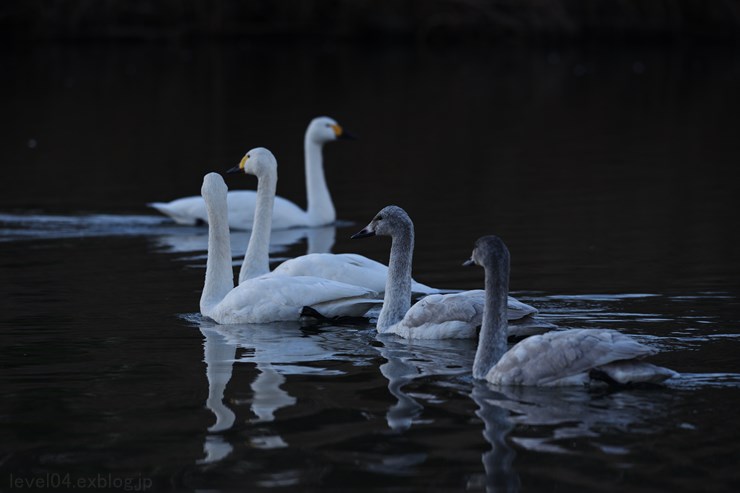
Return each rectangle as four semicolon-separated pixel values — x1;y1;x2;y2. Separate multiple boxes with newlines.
350;228;375;239
338;129;357;140
332;124;357;141
227;154;248;174
462;257;475;267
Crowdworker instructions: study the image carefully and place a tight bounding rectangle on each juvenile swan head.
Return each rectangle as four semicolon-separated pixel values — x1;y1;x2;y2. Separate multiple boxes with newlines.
351;205;413;239
307;116;355;144
227;147;277;179
463;235;510;271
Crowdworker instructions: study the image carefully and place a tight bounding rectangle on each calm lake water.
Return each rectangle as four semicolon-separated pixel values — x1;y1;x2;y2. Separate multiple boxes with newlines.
1;41;740;492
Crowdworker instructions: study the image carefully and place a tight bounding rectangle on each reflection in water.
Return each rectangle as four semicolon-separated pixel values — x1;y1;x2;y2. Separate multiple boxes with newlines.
250;363;296;423
200;327;237;432
153;224;337;258
469;383;520;493
198;327;237;465
486;385;675;455
0;213;337;257
197;317;377;464
375;335;475;431
0;213;172;241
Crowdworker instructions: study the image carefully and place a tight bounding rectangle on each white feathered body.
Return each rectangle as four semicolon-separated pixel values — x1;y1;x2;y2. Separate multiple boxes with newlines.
203;275;380;325
383;290;546;340
271;253;439;295
485;328;678;386
149;191;310;230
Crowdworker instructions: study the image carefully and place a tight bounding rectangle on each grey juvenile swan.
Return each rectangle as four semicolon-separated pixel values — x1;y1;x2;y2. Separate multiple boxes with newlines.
351;205;550;339
465;235;678;386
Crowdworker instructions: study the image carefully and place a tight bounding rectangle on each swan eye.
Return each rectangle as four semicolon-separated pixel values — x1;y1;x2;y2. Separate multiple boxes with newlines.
375;215;383;221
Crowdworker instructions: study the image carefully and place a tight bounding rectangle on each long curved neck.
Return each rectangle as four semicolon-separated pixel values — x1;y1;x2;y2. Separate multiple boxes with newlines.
377;228;414;332
201;185;235;315
473;258;510;379
238;172;276;283
304;136;335;226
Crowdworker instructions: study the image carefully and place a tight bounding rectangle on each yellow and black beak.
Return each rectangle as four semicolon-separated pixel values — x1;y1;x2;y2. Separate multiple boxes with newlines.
227;154;248;174
331;124;357;141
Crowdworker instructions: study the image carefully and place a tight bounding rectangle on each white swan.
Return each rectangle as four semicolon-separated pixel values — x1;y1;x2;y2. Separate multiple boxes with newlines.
149;116;352;230
265;252;440;296
217;149;439;296
466;235;678;386
199;149;379;324
350;205;549;339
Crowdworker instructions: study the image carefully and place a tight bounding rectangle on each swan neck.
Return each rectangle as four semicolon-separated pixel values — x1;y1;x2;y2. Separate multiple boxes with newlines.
377;229;414;332
238;172;276;283
304;136;335;226
201;187;235;315
473;258;509;379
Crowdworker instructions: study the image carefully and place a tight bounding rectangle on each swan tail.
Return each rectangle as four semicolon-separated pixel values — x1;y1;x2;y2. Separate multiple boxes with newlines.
508;315;557;339
411;281;442;296
147;202;202;225
592;361;678;386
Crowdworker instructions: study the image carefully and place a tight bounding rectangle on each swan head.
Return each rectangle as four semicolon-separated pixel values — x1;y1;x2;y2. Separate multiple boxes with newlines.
201;172;228;201
227;147;277;179
463;235;510;270
351;205;413;239
307;116;356;144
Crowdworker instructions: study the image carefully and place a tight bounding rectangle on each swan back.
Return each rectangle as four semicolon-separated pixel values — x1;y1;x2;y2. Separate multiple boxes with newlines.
487;329;673;386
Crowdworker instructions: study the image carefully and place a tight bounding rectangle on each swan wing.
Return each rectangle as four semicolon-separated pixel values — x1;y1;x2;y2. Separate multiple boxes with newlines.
596;360;678;384
506;295;538;319
271;253;439;295
488;329;658;386
389;292;485;339
210;275;379;324
387;290;546;340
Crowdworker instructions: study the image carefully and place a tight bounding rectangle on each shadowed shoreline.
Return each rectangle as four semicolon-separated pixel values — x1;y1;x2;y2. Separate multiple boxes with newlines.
2;0;740;44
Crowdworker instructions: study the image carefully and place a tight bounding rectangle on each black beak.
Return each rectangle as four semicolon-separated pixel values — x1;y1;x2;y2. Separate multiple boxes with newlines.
462;258;475;267
226;166;242;174
350;228;375;239
338;130;358;141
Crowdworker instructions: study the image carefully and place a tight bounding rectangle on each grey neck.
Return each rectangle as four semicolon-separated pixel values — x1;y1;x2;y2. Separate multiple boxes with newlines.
472;256;510;379
377;228;414;332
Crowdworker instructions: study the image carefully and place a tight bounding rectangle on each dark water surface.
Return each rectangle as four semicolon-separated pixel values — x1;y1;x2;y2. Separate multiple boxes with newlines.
1;42;740;492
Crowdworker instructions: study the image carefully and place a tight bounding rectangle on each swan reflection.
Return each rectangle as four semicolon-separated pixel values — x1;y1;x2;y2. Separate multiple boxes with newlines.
152;224;337;257
485;385;674;455
198;317;375;464
375;335;475;432
468;382;519;493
